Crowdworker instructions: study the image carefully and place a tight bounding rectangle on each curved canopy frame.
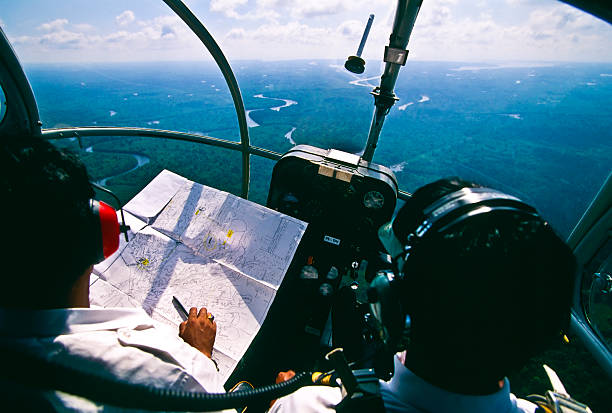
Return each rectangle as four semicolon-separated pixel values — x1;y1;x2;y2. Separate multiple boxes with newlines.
161;0;252;199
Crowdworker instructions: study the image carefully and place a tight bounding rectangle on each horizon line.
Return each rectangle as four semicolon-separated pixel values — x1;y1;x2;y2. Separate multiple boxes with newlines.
19;58;612;65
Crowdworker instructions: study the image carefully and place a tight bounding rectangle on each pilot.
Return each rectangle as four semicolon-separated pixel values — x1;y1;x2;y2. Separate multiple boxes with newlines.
0;136;228;411
269;177;575;413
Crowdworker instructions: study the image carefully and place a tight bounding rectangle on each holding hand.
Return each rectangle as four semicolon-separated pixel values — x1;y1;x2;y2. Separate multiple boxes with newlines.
179;307;216;358
270;370;296;407
276;370;296;383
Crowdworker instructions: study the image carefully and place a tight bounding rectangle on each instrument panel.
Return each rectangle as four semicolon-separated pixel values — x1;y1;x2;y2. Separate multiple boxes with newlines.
267;144;398;313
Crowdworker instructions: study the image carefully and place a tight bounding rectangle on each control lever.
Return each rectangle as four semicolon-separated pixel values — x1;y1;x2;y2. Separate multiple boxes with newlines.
326;348;386;413
325;348;359;395
345;14;375;74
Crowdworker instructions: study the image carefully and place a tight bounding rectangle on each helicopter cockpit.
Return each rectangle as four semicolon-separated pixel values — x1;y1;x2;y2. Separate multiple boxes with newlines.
0;0;611;411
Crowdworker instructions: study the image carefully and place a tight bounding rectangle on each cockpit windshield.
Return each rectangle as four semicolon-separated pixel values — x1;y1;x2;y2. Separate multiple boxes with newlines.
2;0;611;235
2;1;612;411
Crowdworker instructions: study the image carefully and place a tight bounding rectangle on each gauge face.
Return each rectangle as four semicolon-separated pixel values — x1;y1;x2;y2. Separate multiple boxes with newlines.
363;190;385;209
299;265;318;280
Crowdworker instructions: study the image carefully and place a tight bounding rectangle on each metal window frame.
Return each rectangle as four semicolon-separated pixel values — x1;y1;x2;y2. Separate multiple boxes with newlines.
567;172;612;380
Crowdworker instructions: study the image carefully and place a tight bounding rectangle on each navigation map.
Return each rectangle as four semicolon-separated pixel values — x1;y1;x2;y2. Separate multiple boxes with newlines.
152;181;305;288
91;171;307;382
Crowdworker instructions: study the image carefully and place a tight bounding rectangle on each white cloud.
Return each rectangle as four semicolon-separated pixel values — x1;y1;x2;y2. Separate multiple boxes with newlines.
505;0;540;5
527;6;599;32
417;0;458;27
29;19;92;50
6;1;611;62
38;19;69;32
73;23;95;32
337;20;365;38
116;10;135;26
226;28;246;40
218;0;386;22
221;18;389;60
10;13;204;61
211;0;247;11
210;0;278;20
410;2;612;62
226;21;331;44
210;0;280;20
210;0;247;18
291;0;347;18
256;0;293;8
40;31;87;48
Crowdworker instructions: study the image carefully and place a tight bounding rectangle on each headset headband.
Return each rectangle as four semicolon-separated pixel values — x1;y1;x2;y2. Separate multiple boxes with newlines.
415;187;538;239
379;187;540;275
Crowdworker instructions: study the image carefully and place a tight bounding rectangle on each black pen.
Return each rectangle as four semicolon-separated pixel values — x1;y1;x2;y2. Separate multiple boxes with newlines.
172;295;189;320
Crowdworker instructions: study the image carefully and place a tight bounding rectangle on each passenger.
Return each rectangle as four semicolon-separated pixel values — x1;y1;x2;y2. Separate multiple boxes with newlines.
0;136;228;411
270;178;575;413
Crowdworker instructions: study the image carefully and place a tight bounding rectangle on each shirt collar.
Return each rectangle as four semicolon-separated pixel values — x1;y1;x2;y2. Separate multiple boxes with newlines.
0;307;154;338
381;355;517;413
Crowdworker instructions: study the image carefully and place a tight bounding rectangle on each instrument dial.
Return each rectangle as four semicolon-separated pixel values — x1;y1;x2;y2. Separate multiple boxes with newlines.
363;190;385;209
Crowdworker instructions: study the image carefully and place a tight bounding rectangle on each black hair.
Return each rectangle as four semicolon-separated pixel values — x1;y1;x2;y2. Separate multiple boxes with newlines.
397;177;575;386
0;136;96;306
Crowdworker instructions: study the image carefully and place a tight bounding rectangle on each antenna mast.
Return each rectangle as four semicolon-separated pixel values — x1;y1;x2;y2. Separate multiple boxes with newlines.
361;0;422;162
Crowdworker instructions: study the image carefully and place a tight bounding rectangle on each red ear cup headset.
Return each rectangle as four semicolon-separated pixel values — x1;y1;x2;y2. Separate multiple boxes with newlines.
369;187;542;355
89;199;121;264
88;181;131;265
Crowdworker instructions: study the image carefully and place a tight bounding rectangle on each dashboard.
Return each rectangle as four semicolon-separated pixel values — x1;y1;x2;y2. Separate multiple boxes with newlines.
265;145;399;363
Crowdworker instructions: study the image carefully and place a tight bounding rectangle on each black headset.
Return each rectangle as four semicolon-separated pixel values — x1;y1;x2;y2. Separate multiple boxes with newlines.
368;186;541;355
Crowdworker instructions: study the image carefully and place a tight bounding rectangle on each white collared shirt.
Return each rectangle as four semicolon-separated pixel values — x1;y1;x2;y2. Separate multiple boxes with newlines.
0;306;229;412
379;355;537;413
269;355;537;413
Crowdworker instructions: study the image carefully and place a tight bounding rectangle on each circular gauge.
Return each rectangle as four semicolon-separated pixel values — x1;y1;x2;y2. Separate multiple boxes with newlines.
363;190;385;209
300;265;318;280
319;283;334;297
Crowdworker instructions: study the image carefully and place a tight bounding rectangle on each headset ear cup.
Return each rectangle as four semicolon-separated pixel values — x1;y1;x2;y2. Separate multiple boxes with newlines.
98;201;120;261
90;200;120;263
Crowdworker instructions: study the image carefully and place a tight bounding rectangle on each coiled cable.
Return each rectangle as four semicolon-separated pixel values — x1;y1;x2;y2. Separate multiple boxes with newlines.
2;346;312;412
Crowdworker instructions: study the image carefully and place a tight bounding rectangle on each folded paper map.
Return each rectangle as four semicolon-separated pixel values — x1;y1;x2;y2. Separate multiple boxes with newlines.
90;170;307;382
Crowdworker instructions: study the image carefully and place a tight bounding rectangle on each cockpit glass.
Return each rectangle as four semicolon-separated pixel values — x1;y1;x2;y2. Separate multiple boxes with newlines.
373;61;612;237
6;0;241;142
3;0;612;238
0;82;6;125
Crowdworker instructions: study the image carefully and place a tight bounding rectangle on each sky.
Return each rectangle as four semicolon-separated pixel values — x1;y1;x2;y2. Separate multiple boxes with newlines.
1;0;611;63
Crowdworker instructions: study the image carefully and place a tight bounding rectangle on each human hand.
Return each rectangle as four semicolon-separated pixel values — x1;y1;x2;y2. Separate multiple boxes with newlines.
270;370;296;407
179;307;216;358
275;370;296;383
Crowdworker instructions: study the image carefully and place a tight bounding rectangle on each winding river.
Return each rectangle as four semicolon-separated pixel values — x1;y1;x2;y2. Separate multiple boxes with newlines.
86;92;296;184
85;145;151;186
